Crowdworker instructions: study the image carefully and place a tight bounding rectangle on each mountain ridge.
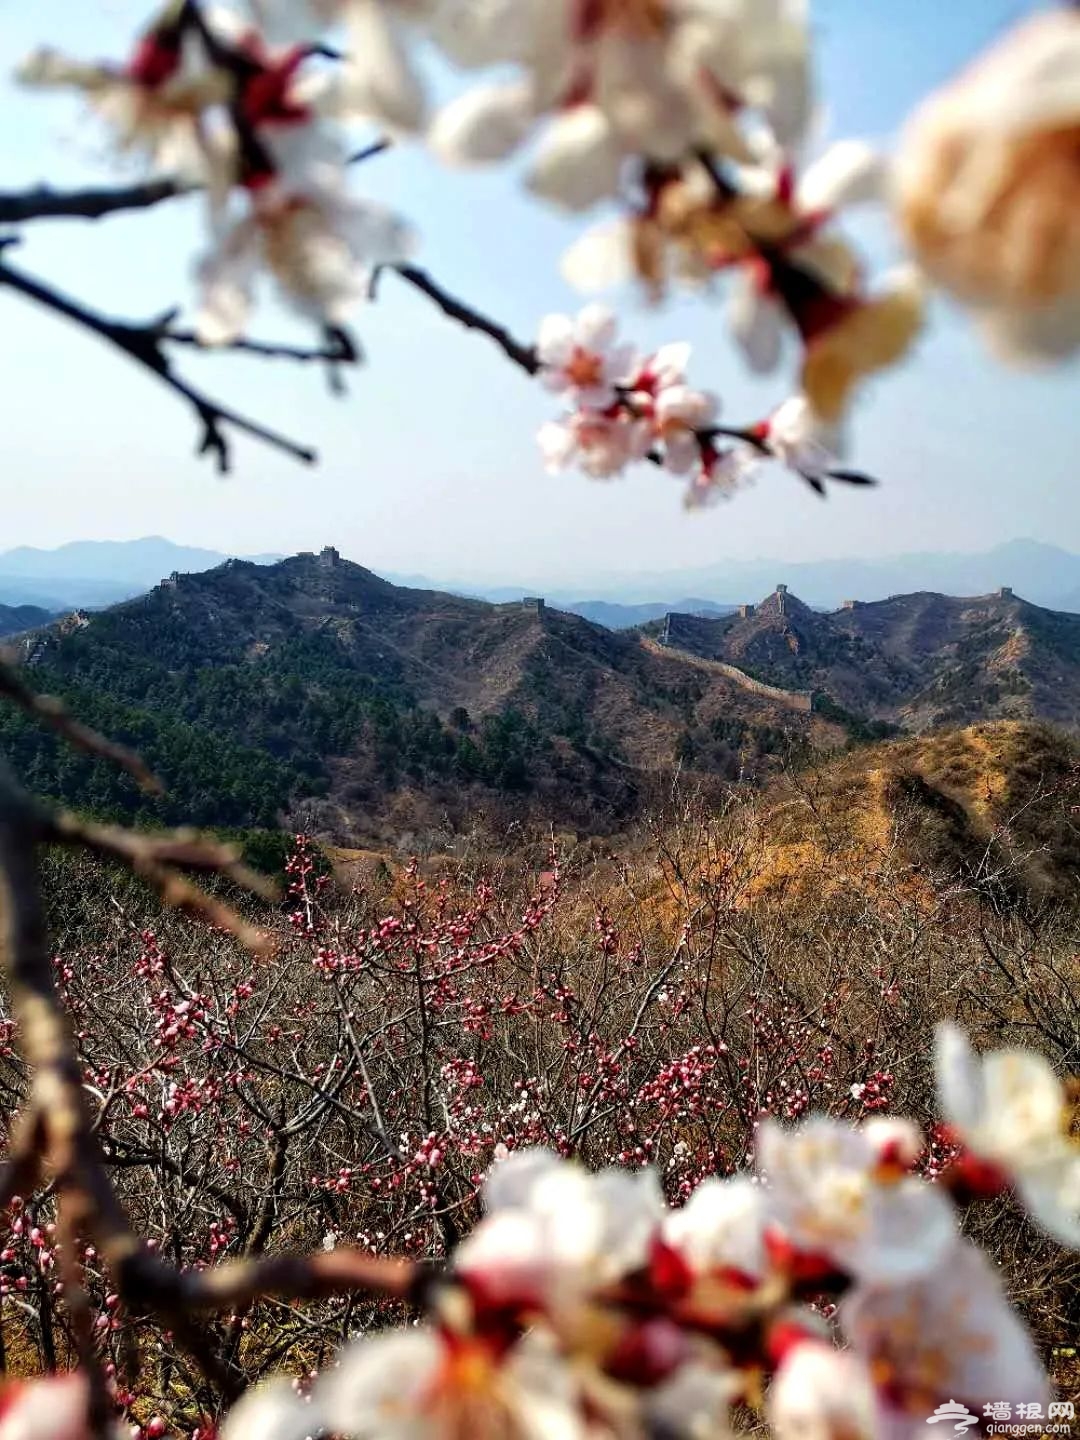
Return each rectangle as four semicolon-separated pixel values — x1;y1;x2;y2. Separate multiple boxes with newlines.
8;537;1080;620
2;552;827;842
657;582;1080;730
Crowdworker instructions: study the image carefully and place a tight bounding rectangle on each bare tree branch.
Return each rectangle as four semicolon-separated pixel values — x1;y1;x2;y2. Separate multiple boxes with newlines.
391;264;541;376
163;322;360;367
0;251;317;470
0;137;388;229
0;178;190;226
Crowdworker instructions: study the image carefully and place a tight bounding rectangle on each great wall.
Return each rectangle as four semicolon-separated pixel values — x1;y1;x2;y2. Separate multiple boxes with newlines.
656;591;817;713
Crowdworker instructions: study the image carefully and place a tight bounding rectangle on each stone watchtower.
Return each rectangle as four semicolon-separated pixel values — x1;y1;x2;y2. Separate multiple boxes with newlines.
775;583;789;616
737;604;754;619
997;586;1014;599
521;597;546;616
318;546;341;569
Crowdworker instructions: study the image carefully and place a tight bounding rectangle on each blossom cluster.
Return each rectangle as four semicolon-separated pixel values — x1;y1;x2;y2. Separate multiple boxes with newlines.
202;1023;1077;1440
15;4;1080;439
535;304;848;504
17;1;417;344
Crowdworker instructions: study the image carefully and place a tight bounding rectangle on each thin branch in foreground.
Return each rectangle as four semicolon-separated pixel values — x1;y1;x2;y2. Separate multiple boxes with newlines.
392;264;541;376
0;178;190;226
0;655;162;792
45;810;279;951
0;135;388;229
348;137;393;167
163;321;360;367
0;252;317;471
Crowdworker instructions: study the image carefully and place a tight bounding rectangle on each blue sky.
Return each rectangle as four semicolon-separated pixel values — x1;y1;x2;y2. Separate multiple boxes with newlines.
1;0;1076;588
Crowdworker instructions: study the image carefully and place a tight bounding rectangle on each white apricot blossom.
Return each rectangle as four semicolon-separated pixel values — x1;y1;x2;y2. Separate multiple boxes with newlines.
894;7;1080;362
767;1341;877;1440
655;385;720;475
323;1327;583;1440
538;409;654;481
251;0;435;130
224;1328;583;1440
660;1175;769;1283
196;168;414;342
842;1238;1051;1422
219;1376;315;1440
536;306;637;409
935;1023;1080;1247
429;0;813;209
761;394;845;485
16;17;232;180
0;1374;116;1440
756;1115;956;1282
460;1148;664;1310
681;446;759;510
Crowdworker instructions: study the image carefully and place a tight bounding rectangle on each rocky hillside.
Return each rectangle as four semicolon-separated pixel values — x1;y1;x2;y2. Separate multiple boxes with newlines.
742;721;1080;907
1;552;837;842
658;585;1080;730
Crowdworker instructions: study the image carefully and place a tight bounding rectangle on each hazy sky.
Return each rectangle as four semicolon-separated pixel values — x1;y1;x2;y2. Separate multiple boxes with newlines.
1;0;1076;587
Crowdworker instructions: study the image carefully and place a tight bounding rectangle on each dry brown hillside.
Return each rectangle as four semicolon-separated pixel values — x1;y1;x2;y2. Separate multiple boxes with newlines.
743;720;1080;906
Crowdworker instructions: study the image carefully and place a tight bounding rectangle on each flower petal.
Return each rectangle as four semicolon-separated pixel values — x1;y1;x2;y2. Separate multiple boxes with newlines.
527;107;624;212
561;221;635;294
430;81;535;164
220;1378;316;1440
728;275;783;372
798;140;887;214
573;303;618;353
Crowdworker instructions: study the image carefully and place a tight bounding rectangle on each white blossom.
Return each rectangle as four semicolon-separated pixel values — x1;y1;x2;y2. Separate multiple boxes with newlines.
462;1148;664;1311
682;446;759;510
842;1238;1051;1422
894;7;1080;362
660;1176;768;1283
538;410;653;480
768;1341;877;1440
17;25;231;181
315;1326;584;1440
220;1377;315;1440
756;1115;956;1282
935;1024;1080;1246
429;0;813;208
0;1374;103;1440
655;385;720;476
763;395;845;483
251;0;434;130
196;170;413;342
536;306;637;408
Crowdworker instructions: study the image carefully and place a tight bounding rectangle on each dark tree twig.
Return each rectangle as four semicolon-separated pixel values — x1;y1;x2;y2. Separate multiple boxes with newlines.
0;251;317;470
392;264;541;375
0;179;190;226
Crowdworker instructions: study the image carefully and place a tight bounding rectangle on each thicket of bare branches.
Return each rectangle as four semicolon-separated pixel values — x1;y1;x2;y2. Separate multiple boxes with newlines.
0;770;1075;1429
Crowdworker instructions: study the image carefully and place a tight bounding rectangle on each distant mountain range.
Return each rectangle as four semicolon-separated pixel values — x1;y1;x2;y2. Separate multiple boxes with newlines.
0;604;54;639
1;553;821;843
0;538;281;611
8;551;1080;844
658;584;1080;731
440;539;1080;619
7;537;1080;624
